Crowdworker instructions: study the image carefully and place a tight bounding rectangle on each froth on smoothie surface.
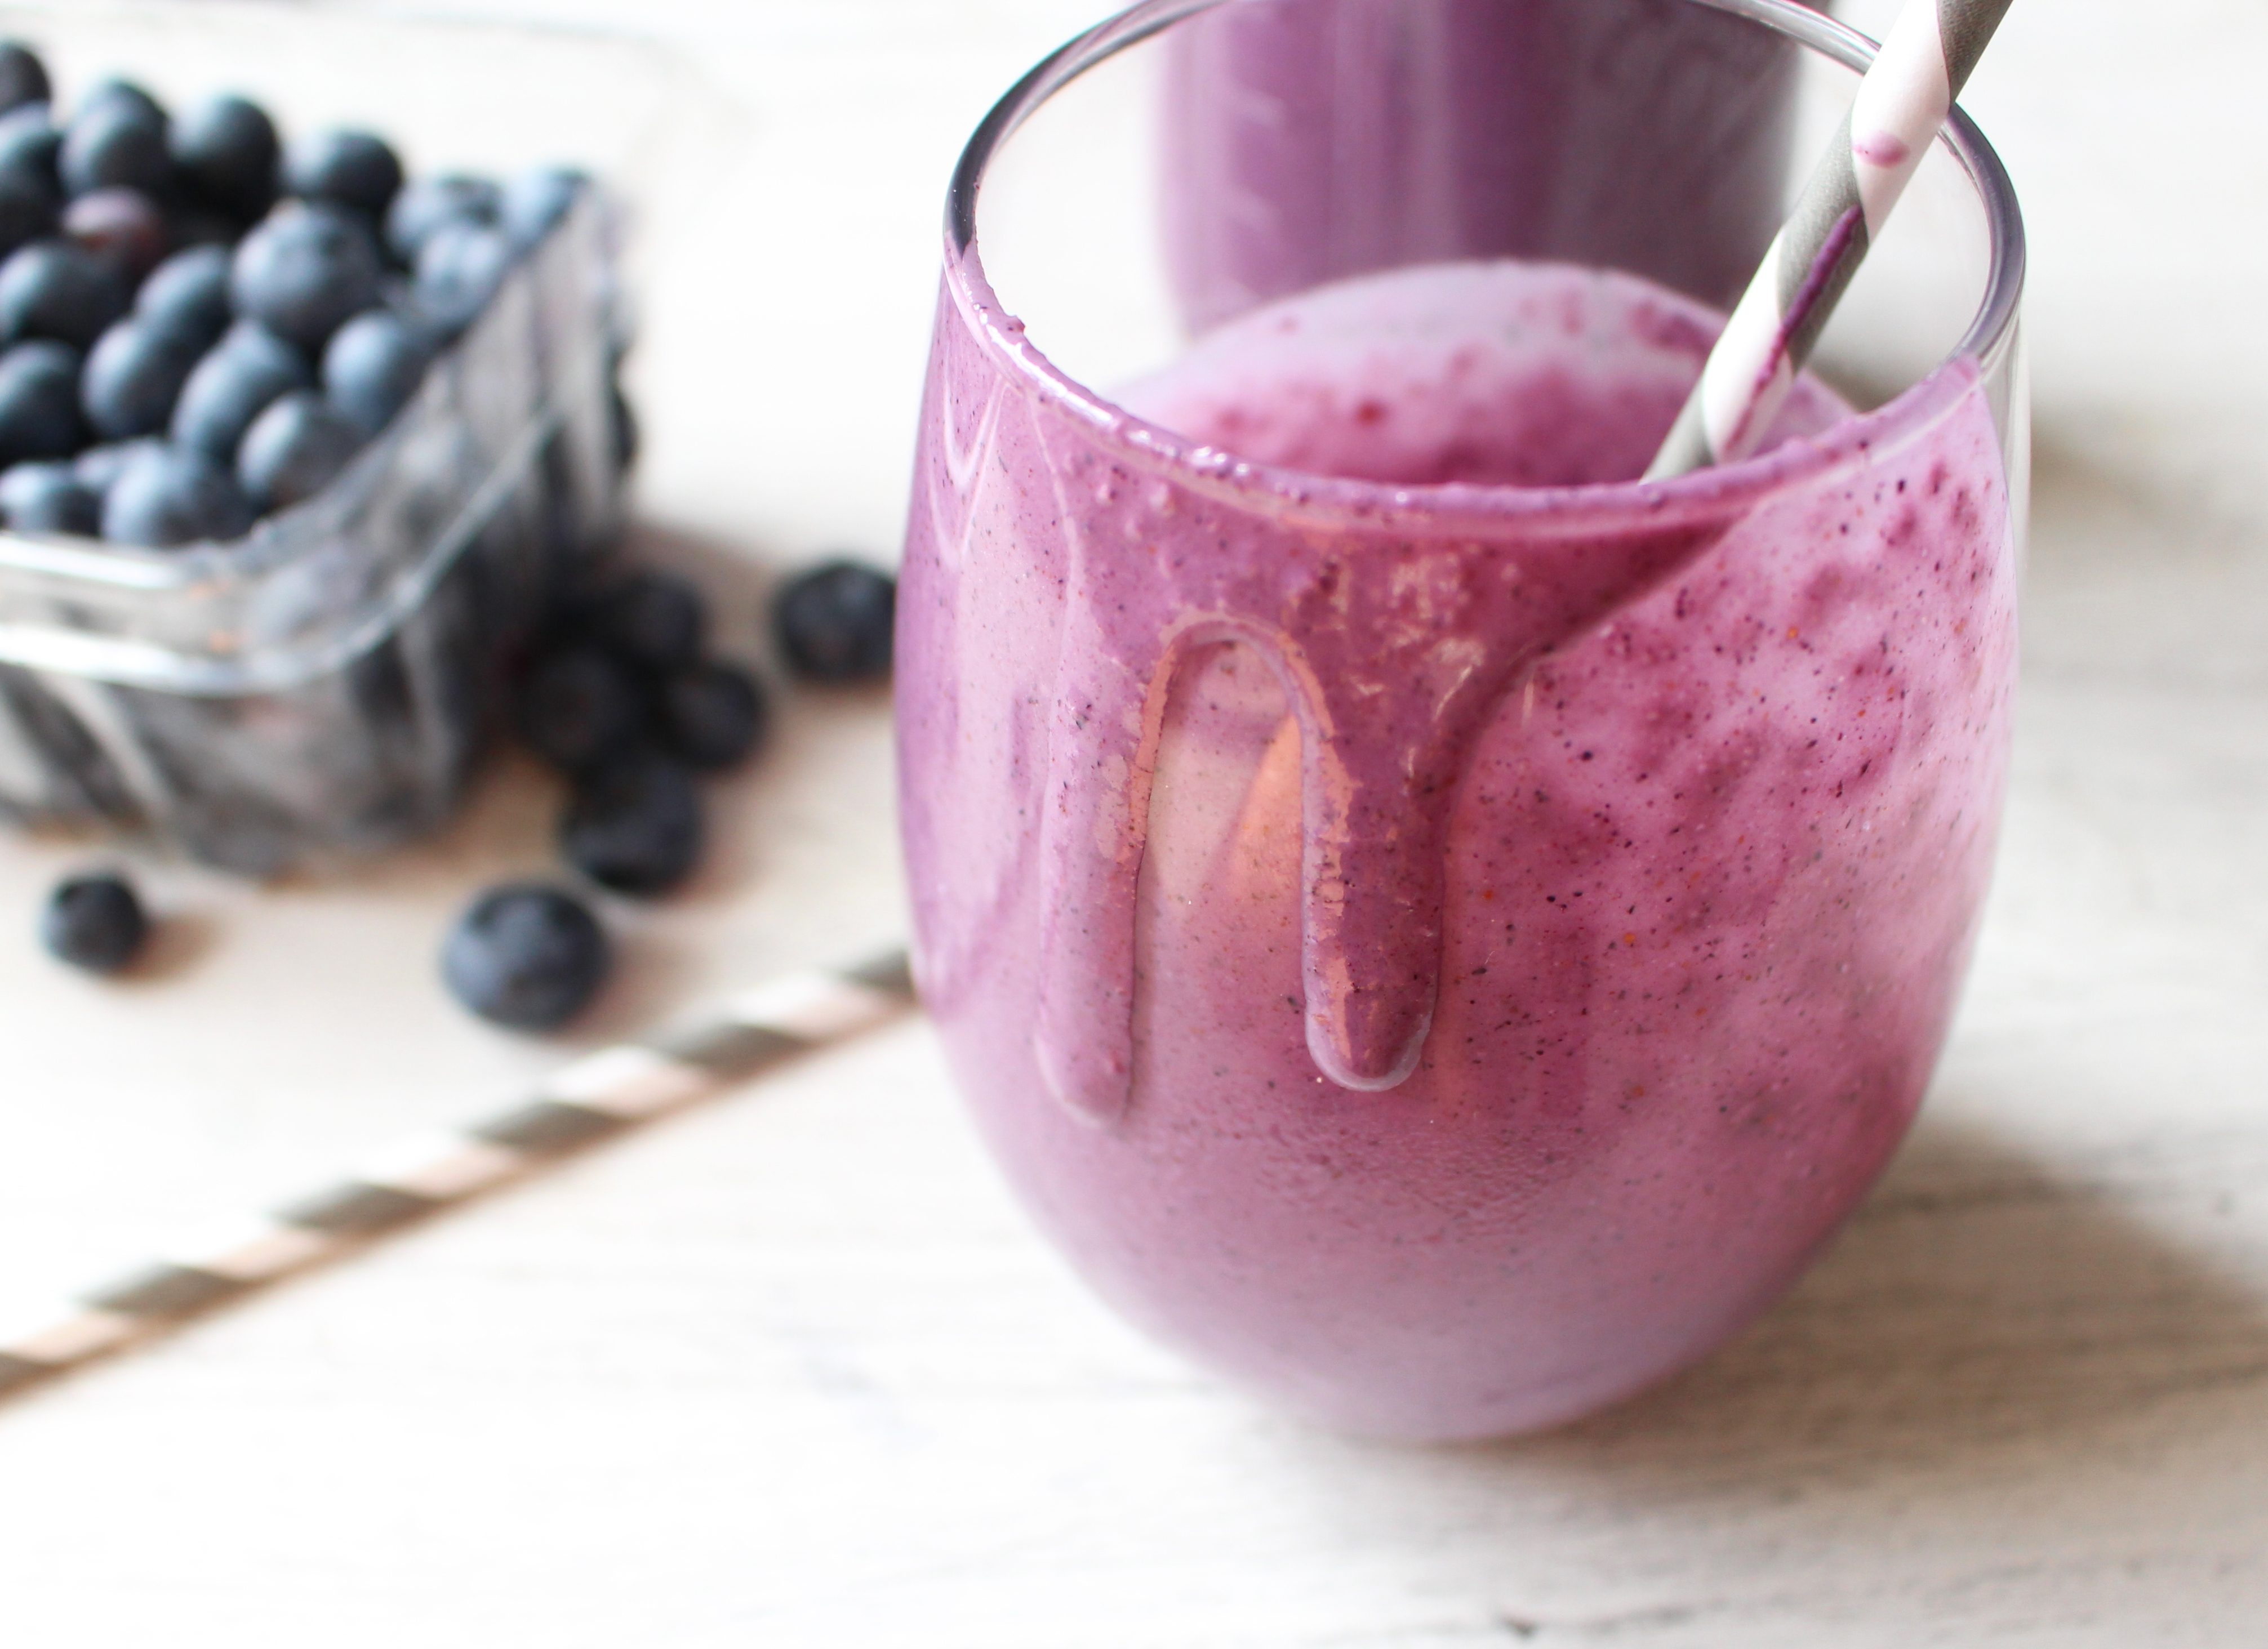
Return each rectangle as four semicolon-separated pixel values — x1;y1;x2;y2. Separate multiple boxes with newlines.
1112;260;1849;488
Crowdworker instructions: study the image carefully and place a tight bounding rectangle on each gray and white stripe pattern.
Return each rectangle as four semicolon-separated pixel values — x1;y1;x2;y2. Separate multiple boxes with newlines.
0;949;916;1399
1644;0;2016;479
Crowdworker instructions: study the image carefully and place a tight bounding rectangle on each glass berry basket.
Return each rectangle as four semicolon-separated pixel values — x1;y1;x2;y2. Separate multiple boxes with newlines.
0;197;622;874
0;3;653;875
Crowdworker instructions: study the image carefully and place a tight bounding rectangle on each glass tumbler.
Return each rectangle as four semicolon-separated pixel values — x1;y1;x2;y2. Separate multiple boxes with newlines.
897;0;2026;1440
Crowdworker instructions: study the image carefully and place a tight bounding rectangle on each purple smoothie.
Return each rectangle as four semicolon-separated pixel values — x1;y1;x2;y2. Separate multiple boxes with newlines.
898;258;2017;1438
1159;0;1799;331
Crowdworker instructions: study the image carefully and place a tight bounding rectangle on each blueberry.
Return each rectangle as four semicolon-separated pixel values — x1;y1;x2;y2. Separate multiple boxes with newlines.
78;81;166;133
82;317;199;440
501;166;587;247
74;435;164;496
59;95;170;199
0;238;125;347
590;569;705;672
170;94;279;222
2;454;74;505
0;161;50;260
384;173;500;265
412;219;513;336
170;318;312;459
0;43;49;115
39;872;149;973
102;441;253;546
655;661;768;772
517;645;645;772
0;103;57;198
61;186;168;282
0;338;82;462
0;458;98;533
321;306;433;434
772;559;896;682
284;129;402;221
236;389;363;512
559;752;703;895
440;883;609;1031
230;202;382;350
135;243;232;347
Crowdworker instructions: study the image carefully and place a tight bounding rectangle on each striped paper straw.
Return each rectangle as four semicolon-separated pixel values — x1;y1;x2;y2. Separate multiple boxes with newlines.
1644;0;2017;479
0;948;915;1400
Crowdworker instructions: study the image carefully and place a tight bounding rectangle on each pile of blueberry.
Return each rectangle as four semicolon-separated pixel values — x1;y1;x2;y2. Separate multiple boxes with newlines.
0;39;586;546
39;554;901;1035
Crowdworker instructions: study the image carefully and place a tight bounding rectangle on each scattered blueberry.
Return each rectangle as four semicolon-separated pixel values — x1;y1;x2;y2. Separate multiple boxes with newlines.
321;305;432;434
440;883;609;1031
284;129;402;222
0;165;51;259
102;440;252;546
559;751;703;895
412;219;513;336
81;317;199;440
236;389;362;511
655;661;768;772
517;645;646;773
135;243;233;348
170;318;312;459
169;95;279;224
61;186;169;282
589;568;704;672
384;173;500;265
772;559;896;683
501;166;586;247
58;94;171;199
39;871;149;973
0;458;99;533
0;102;57;197
230;201;382;350
0;338;82;463
0;42;48;115
0;239;125;347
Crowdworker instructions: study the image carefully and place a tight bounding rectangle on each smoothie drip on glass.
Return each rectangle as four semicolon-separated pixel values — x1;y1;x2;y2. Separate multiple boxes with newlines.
1031;262;1875;1116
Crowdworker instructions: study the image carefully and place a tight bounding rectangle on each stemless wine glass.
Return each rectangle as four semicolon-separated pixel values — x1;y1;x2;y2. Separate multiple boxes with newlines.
897;0;2026;1441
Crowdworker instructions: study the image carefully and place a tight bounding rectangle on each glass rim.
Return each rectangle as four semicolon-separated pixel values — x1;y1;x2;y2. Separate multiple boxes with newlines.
940;0;2028;536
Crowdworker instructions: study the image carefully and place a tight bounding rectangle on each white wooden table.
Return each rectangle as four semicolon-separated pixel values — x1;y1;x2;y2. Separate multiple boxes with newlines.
1;1;2265;1642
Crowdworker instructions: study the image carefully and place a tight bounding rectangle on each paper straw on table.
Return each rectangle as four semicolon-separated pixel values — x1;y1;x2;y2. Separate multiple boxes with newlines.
1645;0;2017;479
0;948;916;1400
